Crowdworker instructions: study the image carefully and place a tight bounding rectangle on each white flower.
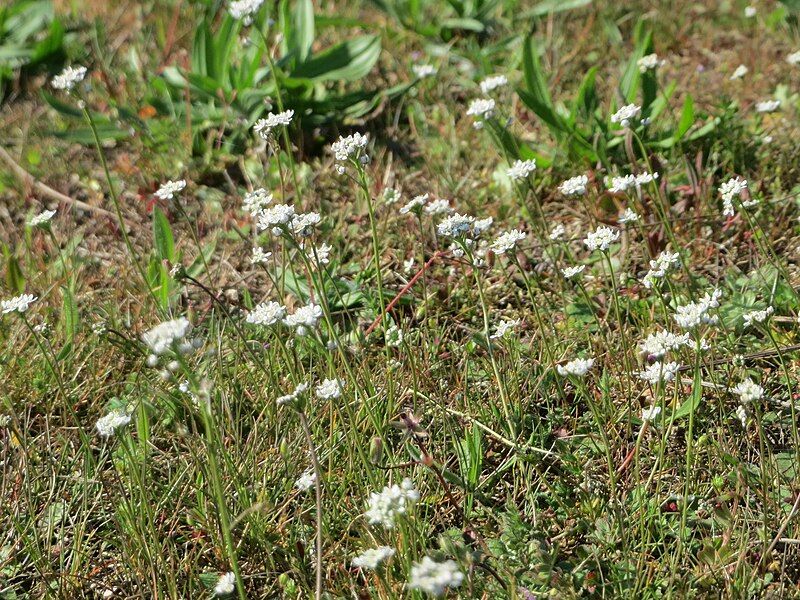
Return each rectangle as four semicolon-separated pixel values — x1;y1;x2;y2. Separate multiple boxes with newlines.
256;204;295;231
399;194;428;214
154;179;186;200
246;301;286;326
142;317;192;355
437;213;475;238
290;212;321;237
756;99;780;113
253;110;294;139
610;103;641;128
744;5;756;17
408;557;464;597
719;177;748;217
639;330;691;359
557;357;594;377
316;378;343;400
743;306;774;328
277;382;308;406
733;378;764;403
403;257;415;274
549;224;566;240
51;65;87;90
641;405;662;422
95;410;131;437
1;294;37;314
383;188;401;204
559;175;589;196
736;404;748;427
584;225;620;252
674;289;722;329
424;198;452;215
608;174;637;193
250;247;272;264
787;51;800;66
635;172;659;186
331;132;369;163
228;0;264;23
413;64;436;79
466;98;495;127
638;361;680;385
295;469;316;492
29;210;56;227
352;546;395;570
561;264;586;279
730;64;749;80
491;319;520;339
637;53;665;72
385;325;404;347
618;208;640;224
641;251;680;288
491;230;525;254
213;571;236;596
314;243;332;265
283;303;323;330
365;478;419;528
472;217;493;235
506;159;537;180
480;74;508;94
242;188;273;216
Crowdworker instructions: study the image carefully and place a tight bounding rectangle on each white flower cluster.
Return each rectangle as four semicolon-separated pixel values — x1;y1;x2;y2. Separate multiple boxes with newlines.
228;0;264;24
549;224;566;240
413;64;436;79
29;210;56;228
408;557;464;597
385;325;403;347
618;208;639;224
253;110;294;139
559;175;588;196
638;53;665;72
95;410;131;437
733;378;764;404
557;357;594;377
584;225;620;252
276;382;309;406
490;229;525;254
730;64;748;80
213;572;236;596
250;247;272;264
506;159;537;180
315;378;343;400
290;212;321;238
607;172;658;193
674;289;722;329
638;360;680;385
491;319;519;339
610;103;641;128
756;99;780;113
742;306;773;328
365;478;419;528
142;317;194;355
718;177;748;217
256;204;295;232
52;65;87;91
639;329;690;359
1;293;37;314
399;193;428;215
437;213;475;238
294;469;316;491
480;74;508;94
561;264;586;279
246;301;286;326
466;98;495;128
352;546;395;570
283;302;323;334
155;179;186;200
642;250;680;288
242;188;273;216
331;132;369;172
424;198;453;216
641;405;662;422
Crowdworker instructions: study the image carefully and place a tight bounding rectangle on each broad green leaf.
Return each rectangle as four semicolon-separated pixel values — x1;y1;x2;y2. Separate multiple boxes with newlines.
291;0;315;64
153;207;175;262
291;35;381;82
523;0;591;17
522;35;553;112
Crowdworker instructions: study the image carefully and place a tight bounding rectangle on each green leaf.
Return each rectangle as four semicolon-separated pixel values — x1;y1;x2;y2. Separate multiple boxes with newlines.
673;94;695;141
291;35;381;82
2;245;25;293
61;284;78;346
673;367;703;420
291;0;315;64
522;0;592;17
521;35;553;112
152;207;175;262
